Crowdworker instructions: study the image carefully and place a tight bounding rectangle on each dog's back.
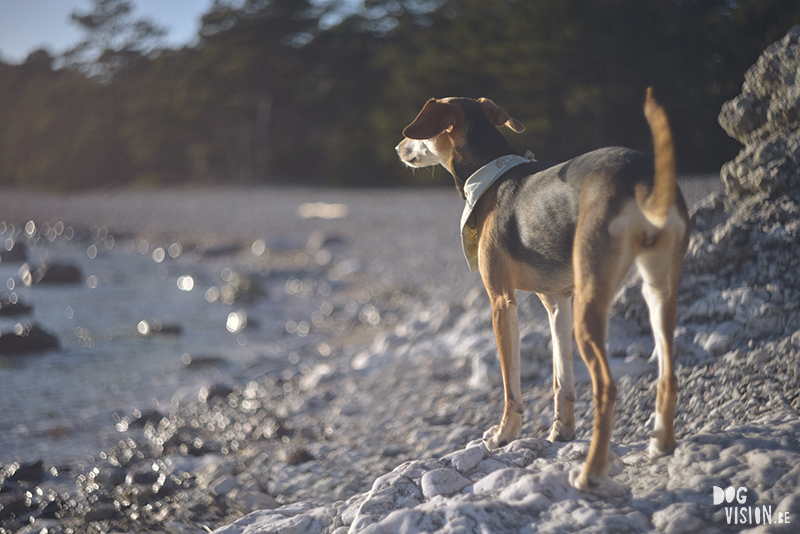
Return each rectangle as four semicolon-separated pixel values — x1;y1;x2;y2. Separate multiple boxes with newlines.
485;143;686;295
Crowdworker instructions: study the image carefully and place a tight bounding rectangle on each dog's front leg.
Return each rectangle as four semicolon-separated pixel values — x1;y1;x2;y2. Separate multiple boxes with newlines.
538;292;576;442
483;292;523;449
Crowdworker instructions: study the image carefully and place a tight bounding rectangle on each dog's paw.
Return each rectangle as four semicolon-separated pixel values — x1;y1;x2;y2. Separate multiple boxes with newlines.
647;431;677;457
568;465;606;492
569;466;629;498
482;425;505;449
548;421;575;442
482;414;521;450
483;424;517;449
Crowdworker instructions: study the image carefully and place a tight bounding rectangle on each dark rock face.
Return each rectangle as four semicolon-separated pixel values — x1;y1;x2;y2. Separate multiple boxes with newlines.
0;241;28;262
19;262;82;285
0;295;32;317
6;460;45;483
615;26;800;357
0;323;60;353
718;25;800;199
35;263;83;284
219;273;267;305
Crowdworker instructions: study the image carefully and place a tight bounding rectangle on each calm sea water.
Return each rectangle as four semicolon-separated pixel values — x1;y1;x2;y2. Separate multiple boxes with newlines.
0;223;326;466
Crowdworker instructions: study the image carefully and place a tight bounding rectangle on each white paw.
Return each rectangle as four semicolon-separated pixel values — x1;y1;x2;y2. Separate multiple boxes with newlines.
647;430;676;457
568;465;587;490
482;419;520;450
547;421;576;442
568;465;606;491
482;425;504;450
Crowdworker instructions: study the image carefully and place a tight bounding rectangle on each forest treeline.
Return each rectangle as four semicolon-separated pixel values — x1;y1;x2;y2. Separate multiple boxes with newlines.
1;0;798;189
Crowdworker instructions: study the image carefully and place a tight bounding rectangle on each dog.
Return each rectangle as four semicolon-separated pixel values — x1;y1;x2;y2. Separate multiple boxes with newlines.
396;89;689;490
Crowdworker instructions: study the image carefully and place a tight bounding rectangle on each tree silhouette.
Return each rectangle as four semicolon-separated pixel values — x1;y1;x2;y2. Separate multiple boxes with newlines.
0;0;798;189
64;0;167;81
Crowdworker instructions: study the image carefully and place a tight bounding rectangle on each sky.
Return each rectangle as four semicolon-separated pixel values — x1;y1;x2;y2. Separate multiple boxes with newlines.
0;0;216;64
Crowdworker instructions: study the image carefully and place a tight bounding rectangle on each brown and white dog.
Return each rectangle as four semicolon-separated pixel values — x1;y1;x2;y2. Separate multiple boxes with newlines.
396;89;689;490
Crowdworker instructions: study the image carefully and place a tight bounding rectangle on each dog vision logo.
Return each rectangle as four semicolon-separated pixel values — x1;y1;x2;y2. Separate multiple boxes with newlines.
713;486;791;526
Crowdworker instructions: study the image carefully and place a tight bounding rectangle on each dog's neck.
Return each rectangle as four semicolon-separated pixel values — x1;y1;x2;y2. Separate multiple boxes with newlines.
447;104;521;199
450;149;521;199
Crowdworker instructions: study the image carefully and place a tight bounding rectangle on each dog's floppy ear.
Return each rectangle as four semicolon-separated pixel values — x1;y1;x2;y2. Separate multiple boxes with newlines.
403;99;458;140
479;97;525;133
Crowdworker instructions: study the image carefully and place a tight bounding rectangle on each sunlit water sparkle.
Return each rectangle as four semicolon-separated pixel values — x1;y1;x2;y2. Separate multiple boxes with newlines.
0;227;332;466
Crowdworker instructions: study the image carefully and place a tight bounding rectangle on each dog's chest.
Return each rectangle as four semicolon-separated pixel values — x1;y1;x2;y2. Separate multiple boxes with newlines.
460;155;534;271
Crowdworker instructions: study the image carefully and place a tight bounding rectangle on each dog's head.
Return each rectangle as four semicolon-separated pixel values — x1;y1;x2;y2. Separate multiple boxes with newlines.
396;97;525;175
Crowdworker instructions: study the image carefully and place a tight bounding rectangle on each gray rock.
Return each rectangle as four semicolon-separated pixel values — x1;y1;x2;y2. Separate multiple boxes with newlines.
702;331;732;356
212;503;335;534
226;489;277;514
718;93;768;143
469;467;530;495
442;443;486;473
652;503;704;534
420;468;471;498
718;25;800;199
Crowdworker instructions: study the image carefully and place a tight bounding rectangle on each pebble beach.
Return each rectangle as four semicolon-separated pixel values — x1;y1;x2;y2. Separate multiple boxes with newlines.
7;175;796;534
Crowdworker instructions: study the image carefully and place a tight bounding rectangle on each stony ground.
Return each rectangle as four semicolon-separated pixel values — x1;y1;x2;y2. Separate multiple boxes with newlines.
3;172;798;534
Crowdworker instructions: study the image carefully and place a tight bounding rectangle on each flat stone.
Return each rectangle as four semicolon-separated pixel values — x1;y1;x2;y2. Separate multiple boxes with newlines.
471;467;530;494
442;443;485;473
420;468;471;499
702;331;732;356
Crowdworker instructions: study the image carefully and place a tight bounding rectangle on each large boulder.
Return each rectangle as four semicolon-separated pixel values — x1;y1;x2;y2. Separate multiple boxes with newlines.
718;25;800;198
0;323;59;353
19;262;82;285
613;26;800;359
0;294;33;317
0;240;28;262
689;26;800;341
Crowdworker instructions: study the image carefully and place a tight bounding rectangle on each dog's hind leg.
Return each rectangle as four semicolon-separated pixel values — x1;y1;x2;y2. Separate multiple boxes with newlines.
570;287;616;490
637;238;684;456
570;209;637;490
539;292;576;442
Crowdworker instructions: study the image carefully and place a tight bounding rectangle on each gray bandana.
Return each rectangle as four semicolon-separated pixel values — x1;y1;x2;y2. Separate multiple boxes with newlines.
460;152;535;271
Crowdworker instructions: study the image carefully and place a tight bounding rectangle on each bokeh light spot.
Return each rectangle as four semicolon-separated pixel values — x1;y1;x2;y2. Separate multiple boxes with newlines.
226;310;247;333
152;247;165;263
168;242;182;258
177;275;195;291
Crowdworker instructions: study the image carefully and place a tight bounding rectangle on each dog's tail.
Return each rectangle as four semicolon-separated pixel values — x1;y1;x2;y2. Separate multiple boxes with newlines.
641;87;676;226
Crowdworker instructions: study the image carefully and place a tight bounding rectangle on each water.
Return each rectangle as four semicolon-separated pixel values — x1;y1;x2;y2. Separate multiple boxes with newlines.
0;223;334;466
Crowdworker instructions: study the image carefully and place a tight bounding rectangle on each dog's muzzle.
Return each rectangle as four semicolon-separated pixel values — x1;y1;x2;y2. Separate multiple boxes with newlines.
396;138;440;168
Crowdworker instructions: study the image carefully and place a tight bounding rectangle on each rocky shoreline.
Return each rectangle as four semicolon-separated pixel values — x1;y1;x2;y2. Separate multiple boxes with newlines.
209;27;800;534
2;193;796;534
3;27;800;534
3;248;797;534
